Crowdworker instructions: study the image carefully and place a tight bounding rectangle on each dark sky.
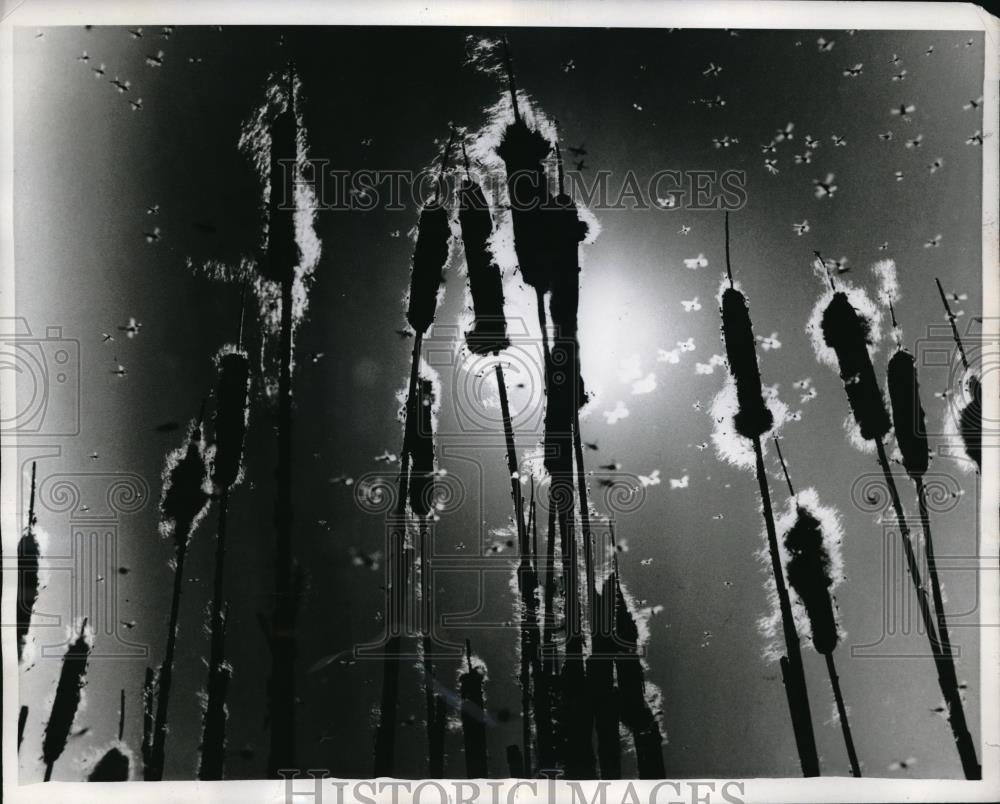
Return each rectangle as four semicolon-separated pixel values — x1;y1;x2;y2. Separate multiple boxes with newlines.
14;25;985;781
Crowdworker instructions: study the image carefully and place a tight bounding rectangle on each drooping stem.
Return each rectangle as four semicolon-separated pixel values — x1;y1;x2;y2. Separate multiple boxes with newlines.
824;652;862;777
752;436;820;777
915;476;953;657
875;440;980;779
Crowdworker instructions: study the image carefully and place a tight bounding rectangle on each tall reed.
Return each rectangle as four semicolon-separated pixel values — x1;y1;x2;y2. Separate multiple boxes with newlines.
266;62;302;778
373;132;453;777
716;213;819;776
200;336;252;781
774;440;861;777
459;640;489;777
42;618;93;781
147;411;212;781
811;257;980;778
88;689;131;781
18;461;40;663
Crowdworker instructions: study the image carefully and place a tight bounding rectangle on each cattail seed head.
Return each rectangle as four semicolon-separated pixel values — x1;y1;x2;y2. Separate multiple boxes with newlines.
17;524;40;664
959;371;982;471
264;107;299;283
406;203;451;334
720;286;774;439
784;507;839;654
159;416;212;549
887;348;929;477
408;379;437;516
820;291;891;441
459;178;509;355
496;123;554;291
43;618;93;773
211;349;251;490
87;744;132;781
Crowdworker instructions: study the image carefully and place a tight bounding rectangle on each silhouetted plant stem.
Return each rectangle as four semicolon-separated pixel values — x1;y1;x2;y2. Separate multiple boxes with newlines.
199;489;231;780
753;436;820;777
149;541;189;780
874;440;979;779
460;640;489;777
935;278;968;370
824;653;861;777
266;62;300;779
373;333;423;777
914;476;951;657
18;706;28;751
18;461;40;663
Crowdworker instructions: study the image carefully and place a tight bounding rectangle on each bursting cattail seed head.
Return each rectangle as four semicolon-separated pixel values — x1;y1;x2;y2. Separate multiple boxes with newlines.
263;107;299;283
820;292;891;441
783;507;840;654
408;379;437;516
211;349;251;489
87;744;132;781
159;417;212;548
42;618;93;774
721;285;774;439
459;178;509;355
17;523;40;664
959;371;982;471
887;348;929;477
407;203;451;334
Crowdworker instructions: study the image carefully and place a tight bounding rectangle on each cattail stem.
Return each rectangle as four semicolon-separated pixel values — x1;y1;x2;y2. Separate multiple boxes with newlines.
753;436;820;777
148;542;189;780
875;441;980;779
724;211;733;287
824;652;861;777
774;436;795;498
915;477;953;659
493;362;533;774
501;34;520;124
118;689;125;742
373;333;423;777
935;278;968;370
266;75;300;776
419;515;444;777
573;418;596;634
199;488;232;780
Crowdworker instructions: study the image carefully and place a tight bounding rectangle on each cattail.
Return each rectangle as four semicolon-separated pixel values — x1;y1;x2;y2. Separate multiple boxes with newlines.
875;260;929;478
819;289;891;442
458;145;509;355
88;746;131;781
887;349;929;477
459;640;489;778
148;414;211;781
42;618;93;781
17;462;40;663
158;414;211;549
200;341;251;781
719;213;773;439
783;506;840;655
18;705;28;751
958;370;982;471
495;38;555;293
211;349;251;490
716;217;818;777
408;379;437;517
813;265;981;778
263;67;299;283
612;578;665;779
721;287;774;438
141;667;154;777
407;134;454;335
88;690;131;782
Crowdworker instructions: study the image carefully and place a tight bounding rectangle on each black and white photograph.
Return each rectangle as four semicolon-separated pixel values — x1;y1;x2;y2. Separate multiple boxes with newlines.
1;3;997;802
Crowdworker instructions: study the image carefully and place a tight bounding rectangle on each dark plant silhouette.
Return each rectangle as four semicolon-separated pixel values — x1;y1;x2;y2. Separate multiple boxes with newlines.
17;462;41;664
42;618;92;781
